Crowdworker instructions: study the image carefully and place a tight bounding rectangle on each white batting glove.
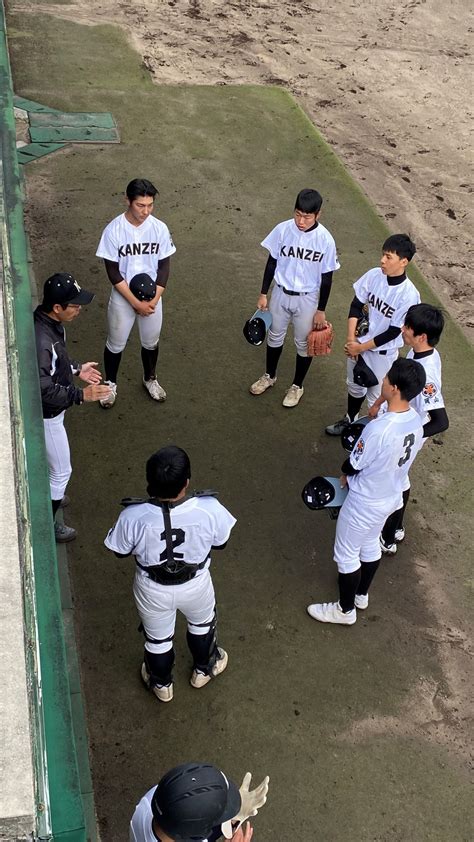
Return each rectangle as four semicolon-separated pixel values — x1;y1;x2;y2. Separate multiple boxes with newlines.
221;773;269;838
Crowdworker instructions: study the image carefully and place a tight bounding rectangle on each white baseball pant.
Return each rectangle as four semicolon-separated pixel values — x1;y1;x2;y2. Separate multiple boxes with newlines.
334;490;402;573
43;411;72;500
105;287;163;354
268;285;319;356
133;567;215;654
346;348;398;406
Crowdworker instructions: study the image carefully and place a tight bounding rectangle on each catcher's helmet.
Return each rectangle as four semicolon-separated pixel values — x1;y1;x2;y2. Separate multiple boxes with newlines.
129;273;156;301
302;476;348;517
243;309;272;346
341;416;371;453
151;762;241;841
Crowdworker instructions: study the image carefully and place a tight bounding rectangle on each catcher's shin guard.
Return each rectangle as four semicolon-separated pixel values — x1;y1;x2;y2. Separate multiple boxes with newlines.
186;611;219;675
144;648;175;688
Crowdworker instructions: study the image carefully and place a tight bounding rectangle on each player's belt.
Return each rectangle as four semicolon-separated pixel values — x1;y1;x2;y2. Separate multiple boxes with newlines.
136;558;208;586
277;285;309;296
375;350;387;355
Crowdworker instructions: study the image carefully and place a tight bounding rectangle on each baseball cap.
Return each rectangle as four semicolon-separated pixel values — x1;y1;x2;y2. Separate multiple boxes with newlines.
42;273;94;306
151;762;241;841
129;273;156;301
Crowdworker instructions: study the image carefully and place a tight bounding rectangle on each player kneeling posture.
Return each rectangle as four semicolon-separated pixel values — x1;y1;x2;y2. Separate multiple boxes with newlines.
308;358;426;625
326;234;420;436
370;303;449;554
105;446;236;701
250;188;339;407
96;178;176;408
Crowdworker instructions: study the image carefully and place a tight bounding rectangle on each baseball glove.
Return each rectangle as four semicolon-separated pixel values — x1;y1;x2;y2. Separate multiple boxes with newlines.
355;304;369;337
307;322;334;356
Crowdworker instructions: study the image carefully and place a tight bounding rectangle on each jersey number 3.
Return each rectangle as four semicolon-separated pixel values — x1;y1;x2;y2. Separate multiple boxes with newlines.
398;433;415;467
159;528;185;561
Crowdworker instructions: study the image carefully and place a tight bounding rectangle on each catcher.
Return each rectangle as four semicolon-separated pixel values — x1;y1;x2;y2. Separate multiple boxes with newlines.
249;188;340;408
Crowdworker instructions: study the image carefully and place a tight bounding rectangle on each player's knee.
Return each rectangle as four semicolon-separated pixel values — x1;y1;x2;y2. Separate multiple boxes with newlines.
106;338;127;354
145;639;174;655
334;556;361;574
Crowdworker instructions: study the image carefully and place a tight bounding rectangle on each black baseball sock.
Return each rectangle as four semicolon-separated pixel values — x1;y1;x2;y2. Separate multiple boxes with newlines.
52;499;61;518
347;394;365;421
338;569;361;612
293;354;312;387
141;345;159;381
265;345;283;378
382;489;410;544
357;559;380;596
104;347;122;383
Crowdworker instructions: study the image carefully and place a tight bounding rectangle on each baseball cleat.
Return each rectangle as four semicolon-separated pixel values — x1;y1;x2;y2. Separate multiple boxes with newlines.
354;594;369;610
307;601;357;625
141;662;173;703
380;536;397;555
54;522;77;543
143;377;167;401
99;380;117;408
395;528;405;543
249;373;276;395
325;415;352;436
190;647;228;688
282;384;304;407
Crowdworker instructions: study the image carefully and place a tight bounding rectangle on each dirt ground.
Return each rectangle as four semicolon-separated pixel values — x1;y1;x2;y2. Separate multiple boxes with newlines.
11;0;474;338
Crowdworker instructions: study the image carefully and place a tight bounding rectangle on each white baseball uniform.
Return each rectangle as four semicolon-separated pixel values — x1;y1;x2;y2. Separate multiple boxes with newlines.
407;348;445;424
261;219;339;355
96;213;176;353
129;787;221;842
347;268;420;405
334;408;423;572
104;496;236;652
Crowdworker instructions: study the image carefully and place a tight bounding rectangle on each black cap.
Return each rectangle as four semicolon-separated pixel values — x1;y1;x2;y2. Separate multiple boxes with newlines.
42;273;94;306
129;273;156;301
151;762;241;841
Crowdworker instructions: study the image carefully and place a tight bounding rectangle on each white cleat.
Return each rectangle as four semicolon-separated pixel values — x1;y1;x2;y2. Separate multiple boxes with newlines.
99;380;117;409
282;384;304;407
143;378;167;401
190;648;228;688
249;373;277;395
141;662;173;702
307;601;357;625
380;536;397;555
354;594;369;610
395;528;405;543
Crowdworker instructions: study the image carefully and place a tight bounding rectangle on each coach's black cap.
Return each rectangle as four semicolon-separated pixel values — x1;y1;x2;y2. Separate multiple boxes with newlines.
42;273;94;306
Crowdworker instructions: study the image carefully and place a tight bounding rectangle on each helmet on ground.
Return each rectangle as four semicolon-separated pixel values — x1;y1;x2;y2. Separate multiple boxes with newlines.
129;273;156;301
341;416;371;453
243;309;272;346
301;476;348;519
151;762;241;841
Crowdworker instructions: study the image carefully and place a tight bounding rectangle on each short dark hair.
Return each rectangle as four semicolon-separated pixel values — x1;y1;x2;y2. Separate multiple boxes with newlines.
295;189;323;215
146;446;191;499
382;233;416;262
387;357;426;402
404;303;445;346
126;178;158;202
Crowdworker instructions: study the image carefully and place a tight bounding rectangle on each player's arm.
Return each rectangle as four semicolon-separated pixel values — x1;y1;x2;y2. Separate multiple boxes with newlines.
257;255;277;310
423;407;449;438
150;256;170;307
313;271;333;329
355;325;400;355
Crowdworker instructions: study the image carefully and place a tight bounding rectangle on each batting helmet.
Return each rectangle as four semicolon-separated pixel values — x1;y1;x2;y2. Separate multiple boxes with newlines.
243;309;272;346
129;273;156;301
301;476;348;519
151;762;241;841
341;416;371;453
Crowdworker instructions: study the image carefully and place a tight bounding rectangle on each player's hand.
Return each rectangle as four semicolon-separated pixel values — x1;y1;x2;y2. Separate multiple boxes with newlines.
232;822;253;841
313;309;327;330
367;403;380;419
79;362;102;385
344;340;360;357
339;474;348;487
82;384;113;402
134;299;155;317
257;294;268;311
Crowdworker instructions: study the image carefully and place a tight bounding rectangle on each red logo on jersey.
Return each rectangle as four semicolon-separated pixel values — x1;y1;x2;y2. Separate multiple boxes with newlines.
354;438;365;459
423;382;437;397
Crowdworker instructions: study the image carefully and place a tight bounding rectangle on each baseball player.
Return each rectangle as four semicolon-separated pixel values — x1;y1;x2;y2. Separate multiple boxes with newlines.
307;357;426;625
369;303;449;553
96;178;176;407
34;273;112;542
104;446;236;701
130;762;269;842
249;188;340;407
325;234;420;436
